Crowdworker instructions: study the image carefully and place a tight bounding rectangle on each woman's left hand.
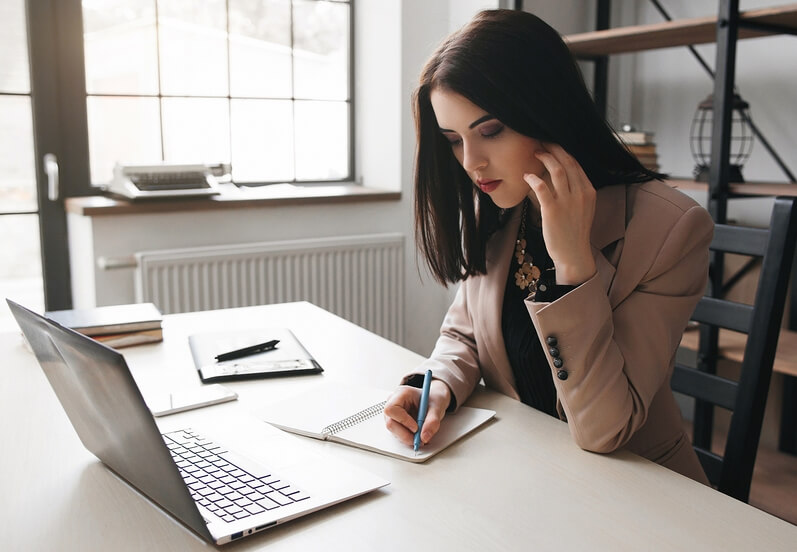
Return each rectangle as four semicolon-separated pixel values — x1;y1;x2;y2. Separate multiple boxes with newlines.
524;143;597;285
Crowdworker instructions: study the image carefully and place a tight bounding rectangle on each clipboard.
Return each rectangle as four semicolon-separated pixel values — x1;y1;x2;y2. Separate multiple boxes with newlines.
188;328;323;382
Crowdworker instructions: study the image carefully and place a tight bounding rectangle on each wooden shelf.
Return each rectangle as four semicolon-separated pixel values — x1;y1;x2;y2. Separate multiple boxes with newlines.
668;178;797;197
566;4;797;57
680;327;797;378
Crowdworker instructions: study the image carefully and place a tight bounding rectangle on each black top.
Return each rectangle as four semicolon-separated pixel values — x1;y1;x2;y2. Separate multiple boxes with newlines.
501;216;560;417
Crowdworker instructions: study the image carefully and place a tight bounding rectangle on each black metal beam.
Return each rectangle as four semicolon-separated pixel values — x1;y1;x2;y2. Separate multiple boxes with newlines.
708;0;740;226
738;20;797;36
693;0;742;451
591;0;611;118
780;374;797;454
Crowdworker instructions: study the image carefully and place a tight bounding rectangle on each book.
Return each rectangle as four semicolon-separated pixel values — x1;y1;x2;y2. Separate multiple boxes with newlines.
627;144;657;155
257;382;496;463
93;328;164;349
632;153;658;162
616;130;654;145
188;328;323;382
45;302;162;336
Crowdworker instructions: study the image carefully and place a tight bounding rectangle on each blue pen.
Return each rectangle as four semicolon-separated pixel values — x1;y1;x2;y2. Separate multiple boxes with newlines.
414;369;433;453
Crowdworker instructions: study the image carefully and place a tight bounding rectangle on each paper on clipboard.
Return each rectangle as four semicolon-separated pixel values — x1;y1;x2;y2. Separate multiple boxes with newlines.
188;328;323;382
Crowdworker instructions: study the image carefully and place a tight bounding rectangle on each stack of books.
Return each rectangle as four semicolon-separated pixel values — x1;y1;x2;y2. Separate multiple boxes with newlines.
616;129;659;172
45;302;163;349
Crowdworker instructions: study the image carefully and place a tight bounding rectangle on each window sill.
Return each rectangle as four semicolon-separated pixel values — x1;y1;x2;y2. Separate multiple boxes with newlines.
65;183;402;217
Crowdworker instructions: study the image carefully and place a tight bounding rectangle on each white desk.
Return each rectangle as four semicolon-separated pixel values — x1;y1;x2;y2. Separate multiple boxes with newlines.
2;302;795;551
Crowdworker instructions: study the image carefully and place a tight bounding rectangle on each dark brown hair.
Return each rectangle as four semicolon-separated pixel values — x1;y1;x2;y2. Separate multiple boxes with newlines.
414;9;663;285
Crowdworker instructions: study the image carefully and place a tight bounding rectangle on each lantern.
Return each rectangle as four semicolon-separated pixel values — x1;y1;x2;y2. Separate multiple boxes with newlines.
690;93;754;182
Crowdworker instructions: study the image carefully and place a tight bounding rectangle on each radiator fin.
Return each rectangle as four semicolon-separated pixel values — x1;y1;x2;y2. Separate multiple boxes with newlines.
134;234;404;343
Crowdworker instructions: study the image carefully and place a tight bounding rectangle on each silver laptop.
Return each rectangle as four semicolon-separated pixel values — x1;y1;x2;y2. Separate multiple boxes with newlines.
7;299;388;545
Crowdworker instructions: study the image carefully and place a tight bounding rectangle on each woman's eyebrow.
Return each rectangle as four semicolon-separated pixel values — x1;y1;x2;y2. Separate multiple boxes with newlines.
438;114;497;133
468;114;496;129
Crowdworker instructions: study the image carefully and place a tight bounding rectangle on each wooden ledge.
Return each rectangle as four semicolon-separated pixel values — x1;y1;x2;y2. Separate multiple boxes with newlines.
668;179;797;198
566;4;797;57
65;183;401;217
680;327;797;378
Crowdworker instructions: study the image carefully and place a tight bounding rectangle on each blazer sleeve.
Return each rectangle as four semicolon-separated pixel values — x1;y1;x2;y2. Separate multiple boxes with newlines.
401;282;483;409
525;204;714;453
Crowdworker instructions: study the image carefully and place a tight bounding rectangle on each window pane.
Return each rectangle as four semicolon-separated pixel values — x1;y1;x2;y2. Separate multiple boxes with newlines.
161;98;230;164
231;99;293;182
294;100;348;180
158;0;228;96
293;0;349;101
0;97;36;212
83;0;159;95
0;214;43;332
229;0;292;98
86;96;162;184
0;0;30;93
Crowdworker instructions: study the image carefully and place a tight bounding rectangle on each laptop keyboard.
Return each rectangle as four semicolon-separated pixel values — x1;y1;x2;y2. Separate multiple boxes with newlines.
163;429;310;523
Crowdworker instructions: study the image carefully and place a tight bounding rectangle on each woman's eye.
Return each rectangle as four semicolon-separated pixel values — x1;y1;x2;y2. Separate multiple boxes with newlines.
445;136;462;146
480;124;504;138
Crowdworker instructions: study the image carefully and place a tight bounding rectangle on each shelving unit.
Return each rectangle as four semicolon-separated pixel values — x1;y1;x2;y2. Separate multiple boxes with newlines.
565;2;797;202
562;2;797;457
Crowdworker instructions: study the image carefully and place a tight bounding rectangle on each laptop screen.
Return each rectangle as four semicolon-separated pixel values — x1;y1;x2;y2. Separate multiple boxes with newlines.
7;300;211;541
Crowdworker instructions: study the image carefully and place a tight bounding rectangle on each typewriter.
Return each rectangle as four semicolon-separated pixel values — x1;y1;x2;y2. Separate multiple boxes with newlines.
105;163;226;200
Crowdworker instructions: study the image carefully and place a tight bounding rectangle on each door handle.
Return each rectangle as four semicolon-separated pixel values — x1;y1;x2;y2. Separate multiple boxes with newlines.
44;153;59;201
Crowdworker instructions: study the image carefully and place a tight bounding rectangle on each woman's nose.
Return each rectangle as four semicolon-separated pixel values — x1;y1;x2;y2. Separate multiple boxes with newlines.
461;141;487;172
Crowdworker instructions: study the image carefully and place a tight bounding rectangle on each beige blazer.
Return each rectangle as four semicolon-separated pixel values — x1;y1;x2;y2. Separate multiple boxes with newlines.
406;180;713;484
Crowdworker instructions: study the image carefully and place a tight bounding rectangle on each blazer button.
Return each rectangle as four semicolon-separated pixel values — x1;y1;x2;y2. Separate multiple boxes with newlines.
546;336;558;347
557;370;568;381
549;347;560;358
553;358;563;368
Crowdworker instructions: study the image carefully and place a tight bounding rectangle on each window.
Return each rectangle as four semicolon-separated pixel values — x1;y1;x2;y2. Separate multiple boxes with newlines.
0;0;44;330
81;0;352;186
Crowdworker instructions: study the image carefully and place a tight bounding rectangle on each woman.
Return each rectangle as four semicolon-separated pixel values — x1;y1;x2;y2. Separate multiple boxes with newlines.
384;9;713;484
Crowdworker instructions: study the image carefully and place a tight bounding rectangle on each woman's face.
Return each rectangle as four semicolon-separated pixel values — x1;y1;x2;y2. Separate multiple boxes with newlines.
430;88;547;209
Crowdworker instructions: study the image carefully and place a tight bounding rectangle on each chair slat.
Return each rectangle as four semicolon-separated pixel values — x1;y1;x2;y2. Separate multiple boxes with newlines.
694;447;724;486
691;297;753;334
672;364;738;411
711;225;769;256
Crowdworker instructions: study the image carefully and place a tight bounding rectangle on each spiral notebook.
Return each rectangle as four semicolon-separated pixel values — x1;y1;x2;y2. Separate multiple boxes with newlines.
257;382;495;463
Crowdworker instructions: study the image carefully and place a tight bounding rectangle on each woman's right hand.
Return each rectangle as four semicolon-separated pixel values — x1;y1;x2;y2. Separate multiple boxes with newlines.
383;379;452;448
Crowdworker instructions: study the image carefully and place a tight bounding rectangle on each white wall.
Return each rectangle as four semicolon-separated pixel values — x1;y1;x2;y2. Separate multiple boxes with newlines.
70;0;499;358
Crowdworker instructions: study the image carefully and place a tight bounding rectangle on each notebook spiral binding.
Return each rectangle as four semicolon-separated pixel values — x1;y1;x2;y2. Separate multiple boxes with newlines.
322;400;387;436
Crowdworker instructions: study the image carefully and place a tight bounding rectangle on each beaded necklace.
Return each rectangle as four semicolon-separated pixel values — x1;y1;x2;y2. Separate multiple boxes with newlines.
513;200;552;297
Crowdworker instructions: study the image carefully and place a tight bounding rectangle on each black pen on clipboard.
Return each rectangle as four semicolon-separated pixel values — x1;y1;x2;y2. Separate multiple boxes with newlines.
214;339;280;362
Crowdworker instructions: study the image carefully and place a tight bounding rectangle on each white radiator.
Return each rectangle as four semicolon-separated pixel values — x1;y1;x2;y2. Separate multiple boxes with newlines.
134;233;404;343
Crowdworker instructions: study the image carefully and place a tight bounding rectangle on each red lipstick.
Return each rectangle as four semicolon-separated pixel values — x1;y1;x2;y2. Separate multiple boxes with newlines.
477;178;501;193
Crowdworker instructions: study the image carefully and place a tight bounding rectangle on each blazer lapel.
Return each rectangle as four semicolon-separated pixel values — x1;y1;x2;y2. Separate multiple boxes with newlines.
589;185;627;304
